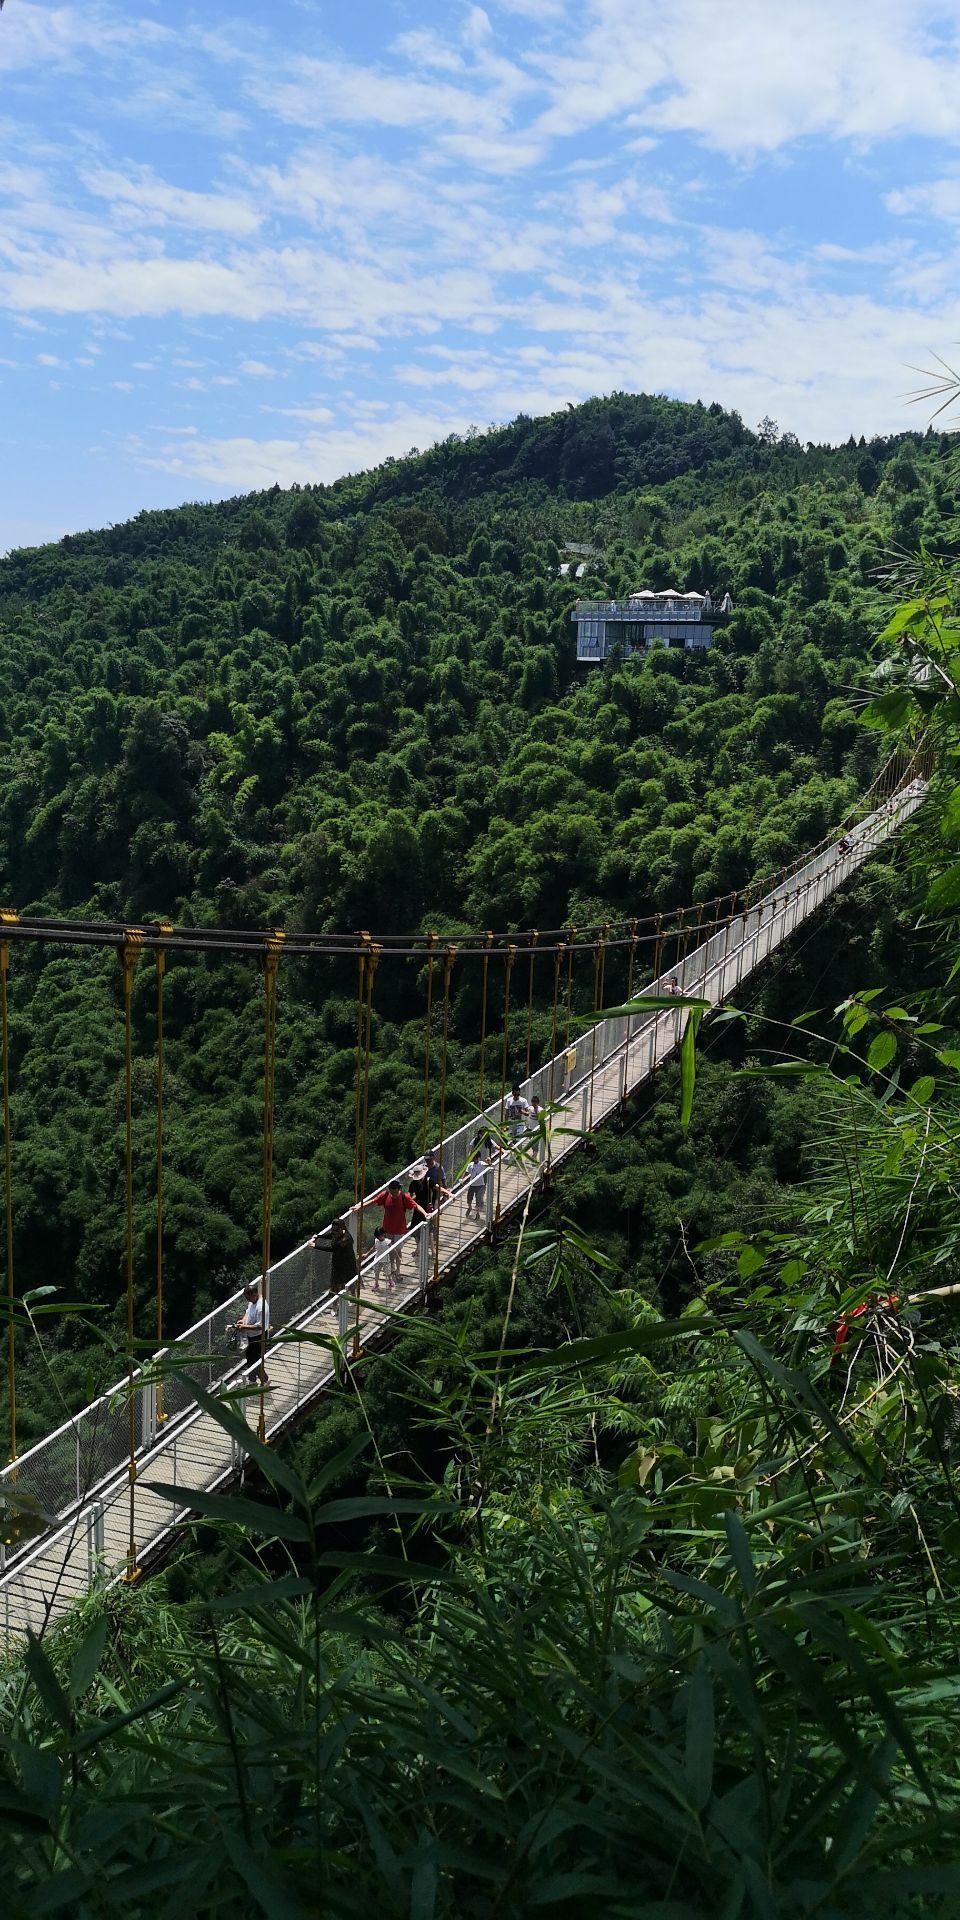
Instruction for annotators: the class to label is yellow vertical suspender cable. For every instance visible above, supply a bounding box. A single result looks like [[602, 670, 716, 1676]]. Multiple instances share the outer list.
[[351, 943, 368, 1344], [523, 930, 539, 1083], [563, 929, 576, 1050], [258, 936, 282, 1445], [546, 940, 562, 1161], [673, 906, 686, 984], [421, 930, 437, 1154], [622, 916, 639, 1111], [494, 945, 515, 1226], [154, 929, 171, 1424], [650, 913, 665, 1084], [626, 917, 639, 1006], [433, 945, 455, 1285], [0, 935, 15, 1465], [352, 938, 370, 1206], [588, 923, 608, 1132], [121, 933, 142, 1581], [478, 930, 493, 1117], [354, 938, 378, 1357]]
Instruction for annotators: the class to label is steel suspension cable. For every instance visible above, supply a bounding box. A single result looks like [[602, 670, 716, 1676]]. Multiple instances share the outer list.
[[120, 933, 142, 1581], [1, 938, 15, 1465]]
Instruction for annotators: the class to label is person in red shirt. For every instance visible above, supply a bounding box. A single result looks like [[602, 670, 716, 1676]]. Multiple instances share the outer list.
[[372, 1179, 429, 1281]]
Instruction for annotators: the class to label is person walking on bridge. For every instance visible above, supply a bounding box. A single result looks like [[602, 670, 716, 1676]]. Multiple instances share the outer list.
[[373, 1178, 429, 1281], [505, 1083, 534, 1146], [423, 1148, 453, 1250], [407, 1161, 432, 1266], [465, 1148, 489, 1220], [235, 1280, 269, 1386], [330, 1216, 358, 1293]]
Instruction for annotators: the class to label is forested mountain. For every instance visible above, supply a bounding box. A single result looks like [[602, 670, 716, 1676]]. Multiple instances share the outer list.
[[0, 393, 950, 1439], [3, 392, 953, 931]]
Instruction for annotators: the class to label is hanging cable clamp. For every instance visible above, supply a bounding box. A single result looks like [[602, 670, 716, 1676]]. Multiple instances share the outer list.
[[262, 931, 285, 979], [121, 932, 143, 995], [154, 921, 173, 979]]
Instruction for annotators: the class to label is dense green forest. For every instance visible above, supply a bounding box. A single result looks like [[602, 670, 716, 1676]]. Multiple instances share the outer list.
[[5, 395, 960, 1912], [0, 392, 951, 1440]]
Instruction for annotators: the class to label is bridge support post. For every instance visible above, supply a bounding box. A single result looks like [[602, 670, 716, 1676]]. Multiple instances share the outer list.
[[484, 1164, 495, 1238], [87, 1501, 105, 1582], [141, 1380, 157, 1452], [580, 1082, 590, 1135], [618, 1052, 628, 1106], [337, 1284, 352, 1351], [418, 1221, 432, 1299]]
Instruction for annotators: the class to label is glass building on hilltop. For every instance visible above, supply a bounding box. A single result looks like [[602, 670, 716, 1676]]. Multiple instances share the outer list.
[[573, 588, 733, 662]]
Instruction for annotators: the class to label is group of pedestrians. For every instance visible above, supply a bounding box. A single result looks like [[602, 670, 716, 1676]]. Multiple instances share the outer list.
[[234, 1082, 551, 1379]]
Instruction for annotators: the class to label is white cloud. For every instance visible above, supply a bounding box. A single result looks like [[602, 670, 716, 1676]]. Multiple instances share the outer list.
[[887, 174, 960, 224], [83, 166, 261, 237], [0, 1, 168, 74], [249, 57, 506, 136], [239, 359, 276, 378]]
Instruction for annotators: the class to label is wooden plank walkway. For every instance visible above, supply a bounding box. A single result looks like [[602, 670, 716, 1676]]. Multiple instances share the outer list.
[[0, 779, 928, 1643]]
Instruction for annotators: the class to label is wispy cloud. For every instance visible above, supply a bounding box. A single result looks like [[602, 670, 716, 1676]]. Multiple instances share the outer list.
[[83, 166, 261, 236]]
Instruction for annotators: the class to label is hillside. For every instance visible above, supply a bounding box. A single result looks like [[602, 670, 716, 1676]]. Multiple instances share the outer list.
[[0, 393, 947, 1438]]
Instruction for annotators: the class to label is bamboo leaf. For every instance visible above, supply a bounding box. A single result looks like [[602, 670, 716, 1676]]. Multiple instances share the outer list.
[[25, 1632, 72, 1734], [144, 1482, 312, 1542], [680, 1006, 703, 1131], [68, 1614, 107, 1702], [684, 1660, 715, 1811]]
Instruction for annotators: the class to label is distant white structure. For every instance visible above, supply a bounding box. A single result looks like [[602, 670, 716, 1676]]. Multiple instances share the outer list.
[[573, 588, 733, 661]]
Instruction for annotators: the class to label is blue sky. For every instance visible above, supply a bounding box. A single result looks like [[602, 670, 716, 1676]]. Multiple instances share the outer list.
[[3, 0, 960, 549]]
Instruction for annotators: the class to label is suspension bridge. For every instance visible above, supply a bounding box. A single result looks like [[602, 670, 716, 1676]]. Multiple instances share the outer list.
[[0, 753, 930, 1643]]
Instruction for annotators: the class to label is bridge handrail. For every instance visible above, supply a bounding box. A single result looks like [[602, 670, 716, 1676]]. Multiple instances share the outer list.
[[0, 775, 927, 1561]]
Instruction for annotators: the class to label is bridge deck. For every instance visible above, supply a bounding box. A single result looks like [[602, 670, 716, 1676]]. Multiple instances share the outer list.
[[0, 780, 927, 1642]]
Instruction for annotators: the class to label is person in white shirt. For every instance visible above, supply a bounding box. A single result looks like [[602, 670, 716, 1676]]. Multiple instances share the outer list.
[[372, 1227, 393, 1292], [235, 1280, 269, 1384], [504, 1083, 534, 1144], [529, 1094, 546, 1163], [465, 1151, 488, 1219]]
